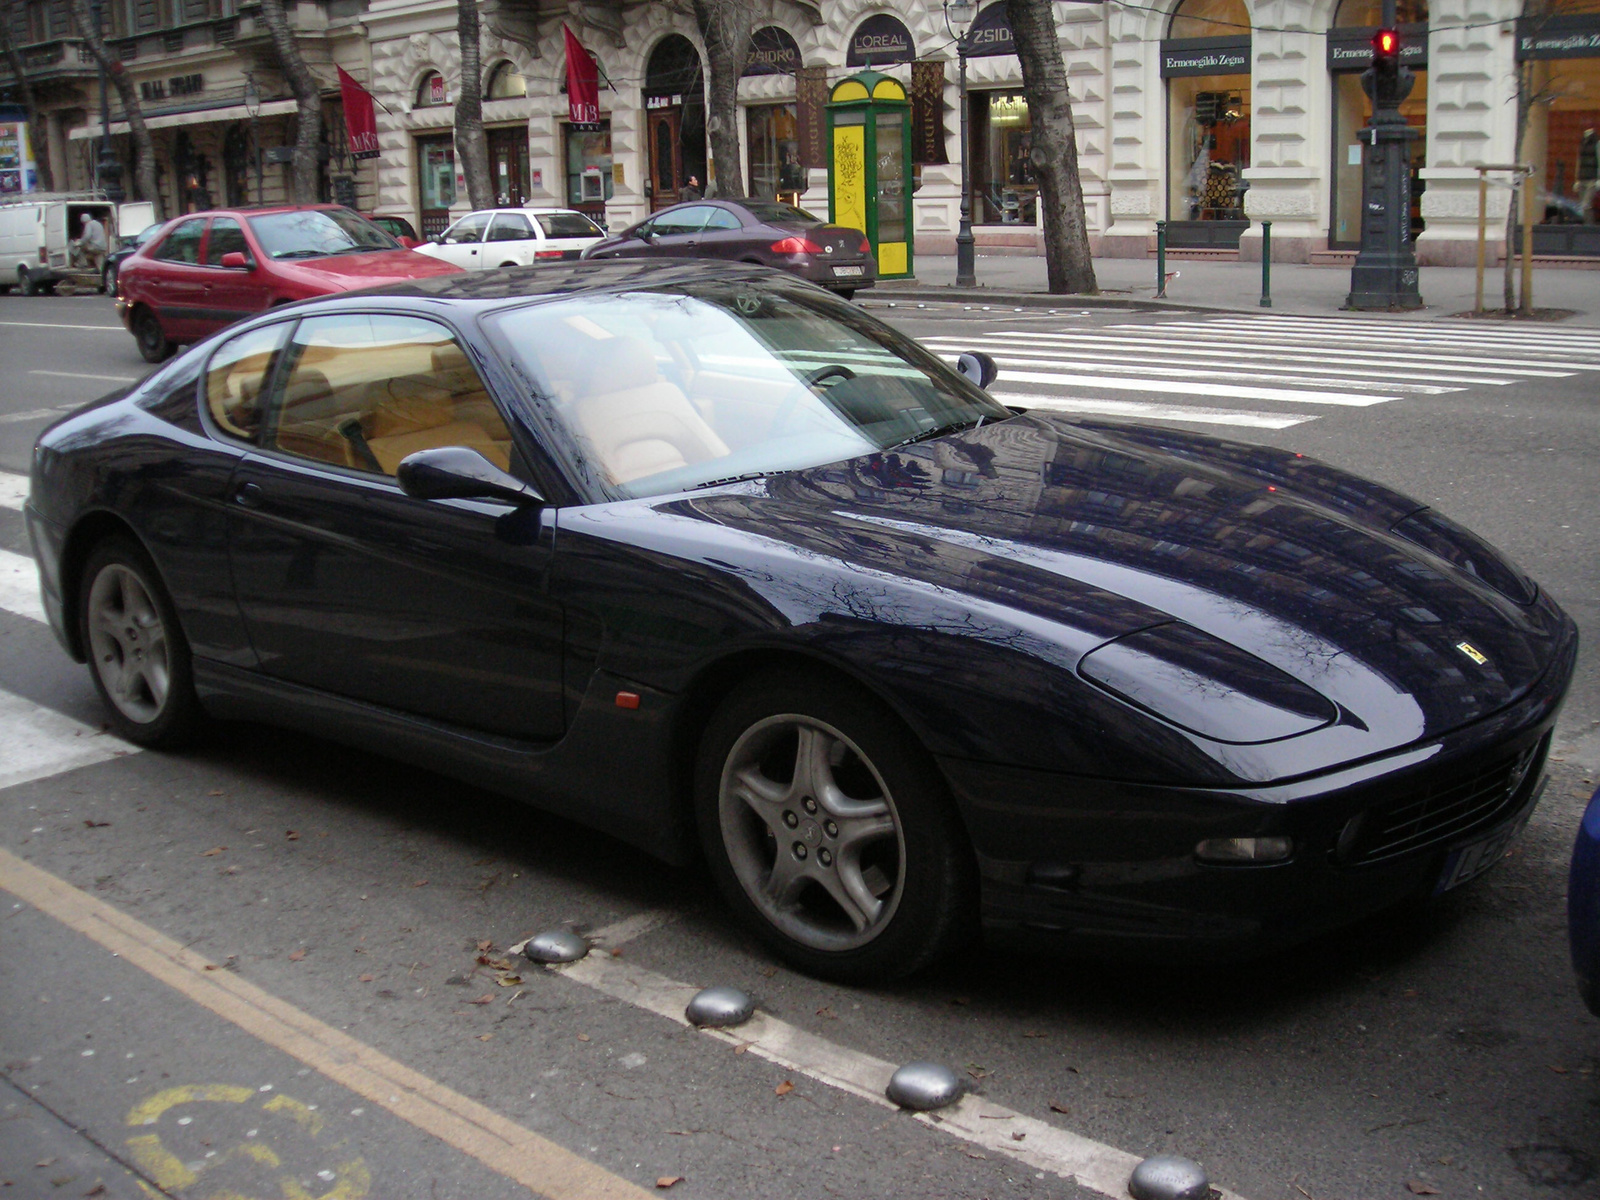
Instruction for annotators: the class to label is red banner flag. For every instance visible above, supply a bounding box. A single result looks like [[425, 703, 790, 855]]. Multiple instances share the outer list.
[[564, 25, 602, 131], [336, 66, 380, 160]]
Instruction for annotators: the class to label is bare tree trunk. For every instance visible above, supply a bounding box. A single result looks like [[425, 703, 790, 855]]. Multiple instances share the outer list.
[[1005, 0, 1096, 293], [1, 4, 55, 190], [257, 0, 321, 202], [70, 0, 158, 212], [1504, 67, 1529, 313], [690, 0, 751, 198], [454, 0, 491, 210]]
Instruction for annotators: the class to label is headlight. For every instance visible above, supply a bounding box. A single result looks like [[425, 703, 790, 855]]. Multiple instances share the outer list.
[[1078, 622, 1337, 744]]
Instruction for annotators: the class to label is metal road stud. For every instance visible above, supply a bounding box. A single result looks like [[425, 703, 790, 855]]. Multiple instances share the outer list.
[[684, 986, 756, 1029], [885, 1061, 963, 1111], [523, 930, 590, 964], [1128, 1154, 1212, 1200]]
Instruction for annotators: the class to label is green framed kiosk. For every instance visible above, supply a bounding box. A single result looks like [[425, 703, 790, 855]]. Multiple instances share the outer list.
[[826, 70, 914, 280]]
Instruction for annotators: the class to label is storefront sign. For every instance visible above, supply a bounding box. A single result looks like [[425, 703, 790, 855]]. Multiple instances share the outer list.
[[910, 60, 949, 165], [1160, 36, 1251, 77], [0, 118, 37, 194], [744, 26, 802, 76], [140, 73, 204, 102], [1516, 14, 1600, 59], [1327, 25, 1427, 70], [968, 4, 1016, 58], [564, 25, 602, 131], [336, 66, 380, 160], [847, 14, 915, 66], [796, 65, 828, 167]]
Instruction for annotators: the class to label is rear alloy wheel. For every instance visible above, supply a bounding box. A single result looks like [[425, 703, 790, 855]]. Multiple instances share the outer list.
[[78, 537, 201, 748], [696, 673, 975, 983], [134, 309, 174, 363]]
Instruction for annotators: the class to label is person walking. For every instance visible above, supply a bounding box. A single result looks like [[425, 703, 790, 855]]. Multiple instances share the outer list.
[[679, 175, 703, 201]]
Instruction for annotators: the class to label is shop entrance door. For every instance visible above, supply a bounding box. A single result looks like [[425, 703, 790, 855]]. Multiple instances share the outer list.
[[487, 127, 529, 207], [648, 108, 683, 210], [416, 135, 457, 238]]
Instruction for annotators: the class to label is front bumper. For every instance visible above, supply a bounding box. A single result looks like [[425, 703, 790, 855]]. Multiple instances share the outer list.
[[941, 637, 1575, 961]]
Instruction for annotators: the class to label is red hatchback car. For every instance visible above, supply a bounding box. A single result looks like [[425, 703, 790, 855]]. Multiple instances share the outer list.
[[116, 205, 464, 362]]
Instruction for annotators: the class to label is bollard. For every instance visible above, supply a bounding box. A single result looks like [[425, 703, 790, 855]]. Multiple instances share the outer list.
[[1155, 221, 1168, 298], [1260, 220, 1272, 308]]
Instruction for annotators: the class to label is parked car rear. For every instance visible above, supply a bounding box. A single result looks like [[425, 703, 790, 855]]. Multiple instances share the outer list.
[[412, 207, 606, 270], [116, 204, 463, 362], [582, 199, 876, 298]]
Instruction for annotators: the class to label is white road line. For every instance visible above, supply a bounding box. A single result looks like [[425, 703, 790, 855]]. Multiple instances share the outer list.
[[0, 688, 133, 793], [28, 369, 138, 384], [0, 471, 26, 511], [928, 348, 1462, 395], [1005, 331, 1582, 375], [993, 368, 1390, 407], [993, 393, 1315, 429], [1172, 317, 1600, 347], [0, 548, 45, 623], [1103, 324, 1600, 368], [929, 335, 1522, 386], [0, 408, 61, 425], [542, 946, 1248, 1200], [0, 321, 124, 331]]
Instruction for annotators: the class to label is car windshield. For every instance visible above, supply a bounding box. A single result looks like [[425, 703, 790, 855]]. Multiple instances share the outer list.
[[739, 201, 820, 225], [486, 279, 1009, 500], [133, 224, 160, 245], [247, 209, 398, 260], [537, 212, 604, 238]]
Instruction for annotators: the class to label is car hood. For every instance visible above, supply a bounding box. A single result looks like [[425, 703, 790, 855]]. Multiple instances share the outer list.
[[277, 249, 464, 286], [668, 413, 1568, 762]]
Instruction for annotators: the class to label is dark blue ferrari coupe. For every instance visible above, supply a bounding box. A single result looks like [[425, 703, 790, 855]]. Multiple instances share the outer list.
[[24, 262, 1577, 982]]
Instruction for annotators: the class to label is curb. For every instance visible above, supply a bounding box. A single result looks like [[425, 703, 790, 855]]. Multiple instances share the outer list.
[[866, 283, 1220, 314]]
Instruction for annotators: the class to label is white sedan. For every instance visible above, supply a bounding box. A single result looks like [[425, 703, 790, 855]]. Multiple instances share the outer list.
[[414, 208, 606, 270]]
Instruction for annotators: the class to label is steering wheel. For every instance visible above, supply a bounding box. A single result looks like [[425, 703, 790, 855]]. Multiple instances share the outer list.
[[768, 364, 858, 438]]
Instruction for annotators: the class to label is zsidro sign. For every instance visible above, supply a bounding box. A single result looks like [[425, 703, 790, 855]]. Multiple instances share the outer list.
[[1516, 14, 1600, 59], [1160, 36, 1251, 77], [1327, 24, 1427, 69]]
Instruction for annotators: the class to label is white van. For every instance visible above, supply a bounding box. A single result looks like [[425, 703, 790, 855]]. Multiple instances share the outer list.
[[0, 194, 155, 295]]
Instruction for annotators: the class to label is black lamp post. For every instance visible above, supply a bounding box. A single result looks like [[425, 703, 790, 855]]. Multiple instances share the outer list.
[[1345, 0, 1422, 309], [90, 0, 123, 203], [945, 0, 977, 287], [244, 72, 263, 204]]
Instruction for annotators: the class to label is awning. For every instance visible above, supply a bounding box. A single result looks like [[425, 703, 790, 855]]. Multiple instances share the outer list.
[[68, 98, 300, 141]]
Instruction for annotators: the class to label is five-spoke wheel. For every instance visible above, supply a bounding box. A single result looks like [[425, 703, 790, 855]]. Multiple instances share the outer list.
[[697, 672, 975, 982]]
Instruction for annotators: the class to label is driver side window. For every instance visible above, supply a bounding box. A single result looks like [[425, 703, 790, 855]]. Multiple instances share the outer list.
[[443, 214, 490, 244]]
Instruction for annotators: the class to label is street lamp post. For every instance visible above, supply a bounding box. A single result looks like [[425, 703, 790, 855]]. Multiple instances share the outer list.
[[244, 72, 263, 204], [945, 0, 977, 288], [90, 0, 123, 203]]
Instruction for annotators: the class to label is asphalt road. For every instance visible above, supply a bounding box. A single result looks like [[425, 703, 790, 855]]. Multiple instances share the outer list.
[[1, 290, 1596, 1200]]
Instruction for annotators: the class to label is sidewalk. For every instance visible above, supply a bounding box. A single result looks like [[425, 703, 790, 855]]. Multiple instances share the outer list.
[[879, 254, 1600, 326]]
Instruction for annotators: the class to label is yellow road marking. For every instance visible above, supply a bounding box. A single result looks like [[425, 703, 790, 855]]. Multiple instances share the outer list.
[[0, 847, 654, 1200]]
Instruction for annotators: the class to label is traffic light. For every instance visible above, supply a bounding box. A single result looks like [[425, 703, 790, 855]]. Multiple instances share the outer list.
[[1365, 27, 1410, 106]]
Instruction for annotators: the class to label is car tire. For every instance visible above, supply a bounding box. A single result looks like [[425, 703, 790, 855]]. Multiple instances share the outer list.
[[77, 535, 202, 749], [133, 309, 174, 363], [101, 265, 114, 295], [694, 670, 976, 983], [19, 266, 38, 296]]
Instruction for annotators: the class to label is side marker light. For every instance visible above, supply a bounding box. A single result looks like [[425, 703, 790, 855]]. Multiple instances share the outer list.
[[615, 691, 641, 709]]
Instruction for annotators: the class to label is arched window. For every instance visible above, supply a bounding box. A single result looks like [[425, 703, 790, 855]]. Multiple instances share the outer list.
[[1332, 0, 1426, 25], [416, 71, 448, 107], [485, 61, 526, 100], [1167, 0, 1249, 40]]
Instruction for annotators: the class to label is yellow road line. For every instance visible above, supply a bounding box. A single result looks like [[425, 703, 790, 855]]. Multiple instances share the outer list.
[[0, 846, 655, 1200]]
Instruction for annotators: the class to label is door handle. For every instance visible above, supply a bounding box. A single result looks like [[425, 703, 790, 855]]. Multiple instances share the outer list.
[[233, 481, 263, 508]]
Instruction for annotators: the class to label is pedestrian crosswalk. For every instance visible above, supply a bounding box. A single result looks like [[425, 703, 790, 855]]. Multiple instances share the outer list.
[[922, 313, 1600, 431]]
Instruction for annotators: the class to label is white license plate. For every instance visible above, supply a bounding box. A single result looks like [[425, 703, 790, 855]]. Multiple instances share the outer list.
[[832, 265, 864, 278], [1434, 782, 1543, 893]]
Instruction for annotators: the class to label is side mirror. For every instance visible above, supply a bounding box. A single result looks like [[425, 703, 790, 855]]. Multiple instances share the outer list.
[[220, 251, 252, 270], [635, 227, 653, 241], [956, 351, 998, 390], [397, 446, 544, 507]]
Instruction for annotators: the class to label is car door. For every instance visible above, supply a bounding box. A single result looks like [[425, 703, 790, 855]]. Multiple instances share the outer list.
[[141, 218, 209, 340], [198, 216, 262, 331], [693, 205, 751, 260], [431, 212, 492, 270], [484, 212, 539, 266], [646, 205, 714, 255], [224, 309, 565, 741]]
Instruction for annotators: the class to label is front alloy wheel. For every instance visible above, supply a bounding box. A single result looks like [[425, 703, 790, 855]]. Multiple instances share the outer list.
[[697, 673, 975, 983], [134, 309, 173, 363]]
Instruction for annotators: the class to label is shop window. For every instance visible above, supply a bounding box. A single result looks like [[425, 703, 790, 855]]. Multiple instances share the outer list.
[[485, 61, 526, 100], [1169, 82, 1250, 221], [565, 121, 613, 215], [416, 72, 448, 109], [416, 136, 456, 237], [747, 103, 801, 201], [1168, 0, 1249, 40], [969, 91, 1036, 225], [1528, 50, 1600, 252]]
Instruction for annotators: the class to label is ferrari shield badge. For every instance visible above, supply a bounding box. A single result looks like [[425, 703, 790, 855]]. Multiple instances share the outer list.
[[1456, 641, 1489, 666]]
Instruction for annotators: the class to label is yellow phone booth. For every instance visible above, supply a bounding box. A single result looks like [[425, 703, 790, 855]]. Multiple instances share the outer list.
[[827, 70, 913, 280]]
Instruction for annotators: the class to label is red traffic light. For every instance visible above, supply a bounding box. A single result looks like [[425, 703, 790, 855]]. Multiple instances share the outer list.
[[1373, 27, 1400, 56]]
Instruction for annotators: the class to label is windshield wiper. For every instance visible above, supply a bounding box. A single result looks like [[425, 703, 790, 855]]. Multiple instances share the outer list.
[[885, 418, 983, 451], [272, 249, 328, 259], [689, 470, 777, 491]]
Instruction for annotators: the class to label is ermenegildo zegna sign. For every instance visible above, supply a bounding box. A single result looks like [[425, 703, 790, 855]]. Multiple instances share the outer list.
[[1327, 24, 1428, 69], [1516, 14, 1600, 59], [1160, 36, 1251, 78]]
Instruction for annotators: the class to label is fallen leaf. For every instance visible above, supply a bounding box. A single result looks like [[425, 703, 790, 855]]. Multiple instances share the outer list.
[[759, 966, 778, 978], [966, 1065, 991, 1080], [1549, 1064, 1569, 1074], [83, 820, 110, 828], [815, 1006, 836, 1019], [411, 880, 428, 888], [207, 790, 224, 797], [476, 1033, 493, 1042], [495, 974, 523, 986], [1049, 1102, 1070, 1115], [1405, 1184, 1441, 1196], [34, 1159, 56, 1168], [576, 1033, 591, 1042], [85, 1186, 108, 1197], [610, 948, 622, 957], [285, 831, 300, 841], [221, 865, 239, 875], [1011, 1132, 1027, 1142], [201, 847, 225, 857], [732, 1044, 749, 1055], [468, 994, 494, 1005], [965, 1151, 987, 1160], [358, 974, 375, 983], [477, 939, 494, 953], [288, 950, 306, 962], [655, 1177, 683, 1190], [775, 1080, 794, 1096]]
